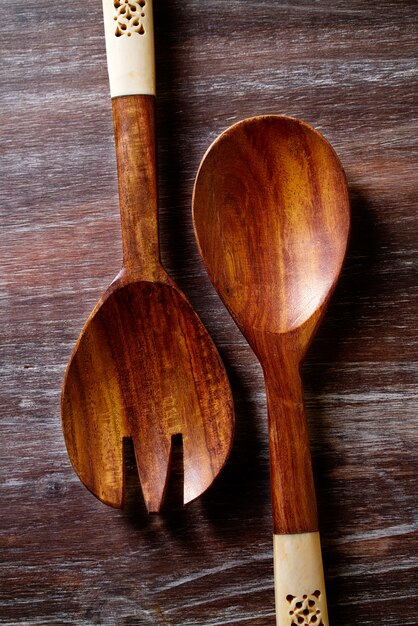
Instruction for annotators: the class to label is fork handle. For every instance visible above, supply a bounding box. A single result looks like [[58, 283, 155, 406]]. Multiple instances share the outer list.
[[102, 0, 161, 278], [102, 0, 155, 98]]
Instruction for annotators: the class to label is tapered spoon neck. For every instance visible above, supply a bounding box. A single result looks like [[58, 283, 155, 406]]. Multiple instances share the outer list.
[[112, 95, 163, 280], [262, 347, 301, 395], [251, 330, 303, 385]]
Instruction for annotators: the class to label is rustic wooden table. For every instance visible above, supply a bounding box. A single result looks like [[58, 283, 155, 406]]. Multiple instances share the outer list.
[[1, 1, 417, 624]]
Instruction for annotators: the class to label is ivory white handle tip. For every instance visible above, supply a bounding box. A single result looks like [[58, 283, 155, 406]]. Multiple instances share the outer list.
[[274, 532, 329, 626], [102, 0, 156, 98]]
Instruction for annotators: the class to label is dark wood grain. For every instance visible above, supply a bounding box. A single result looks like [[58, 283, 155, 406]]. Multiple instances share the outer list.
[[1, 0, 417, 625]]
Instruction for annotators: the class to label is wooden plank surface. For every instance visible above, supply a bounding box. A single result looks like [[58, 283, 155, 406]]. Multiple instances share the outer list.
[[1, 0, 417, 624]]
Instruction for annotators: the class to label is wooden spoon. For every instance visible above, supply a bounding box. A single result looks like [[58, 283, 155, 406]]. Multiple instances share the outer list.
[[61, 0, 233, 513], [193, 115, 349, 625]]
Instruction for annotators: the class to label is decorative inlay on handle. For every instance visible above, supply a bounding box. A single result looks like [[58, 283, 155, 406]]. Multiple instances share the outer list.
[[114, 0, 146, 37], [286, 590, 323, 625]]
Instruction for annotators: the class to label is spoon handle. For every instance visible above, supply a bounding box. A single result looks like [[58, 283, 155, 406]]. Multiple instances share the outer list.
[[263, 353, 329, 625]]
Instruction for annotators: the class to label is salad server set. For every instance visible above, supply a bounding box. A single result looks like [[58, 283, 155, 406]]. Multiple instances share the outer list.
[[61, 2, 350, 623]]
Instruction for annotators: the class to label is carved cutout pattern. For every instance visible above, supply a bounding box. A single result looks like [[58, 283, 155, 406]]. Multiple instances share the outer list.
[[286, 590, 324, 625], [114, 0, 146, 37]]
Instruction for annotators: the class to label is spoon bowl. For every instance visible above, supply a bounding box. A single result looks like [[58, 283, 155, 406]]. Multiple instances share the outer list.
[[193, 115, 349, 348]]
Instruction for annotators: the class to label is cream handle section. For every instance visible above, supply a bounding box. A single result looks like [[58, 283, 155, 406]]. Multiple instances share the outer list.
[[102, 0, 155, 98], [274, 532, 329, 626]]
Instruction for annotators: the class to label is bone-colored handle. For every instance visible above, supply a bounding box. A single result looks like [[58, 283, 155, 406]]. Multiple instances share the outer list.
[[274, 532, 329, 626], [102, 0, 155, 97]]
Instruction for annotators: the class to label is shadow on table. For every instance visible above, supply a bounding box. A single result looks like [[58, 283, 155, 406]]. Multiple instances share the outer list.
[[304, 184, 388, 623]]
